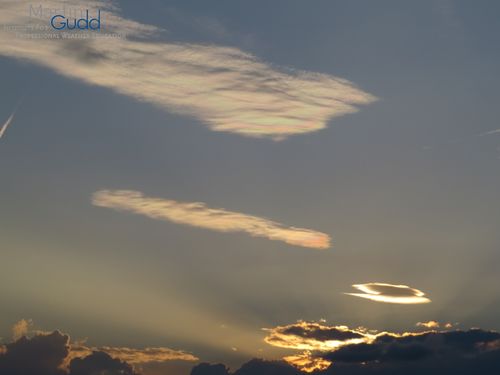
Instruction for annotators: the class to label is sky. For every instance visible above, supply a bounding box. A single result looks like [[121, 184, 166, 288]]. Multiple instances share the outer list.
[[1, 1, 500, 374]]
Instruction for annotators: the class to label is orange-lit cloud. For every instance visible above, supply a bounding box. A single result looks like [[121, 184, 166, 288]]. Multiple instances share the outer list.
[[263, 321, 459, 372], [0, 0, 376, 140], [416, 320, 440, 329], [264, 321, 373, 352], [92, 190, 331, 249], [283, 352, 331, 373], [345, 282, 431, 304], [11, 319, 33, 341], [6, 320, 197, 369], [416, 321, 455, 329], [69, 344, 198, 364]]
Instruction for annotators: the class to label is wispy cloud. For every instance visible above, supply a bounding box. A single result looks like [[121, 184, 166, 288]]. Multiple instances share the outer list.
[[69, 344, 198, 364], [0, 0, 376, 140], [0, 111, 15, 140], [479, 128, 500, 136], [92, 190, 331, 249], [345, 283, 431, 304]]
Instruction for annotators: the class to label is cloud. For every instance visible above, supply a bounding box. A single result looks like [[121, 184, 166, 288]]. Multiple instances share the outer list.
[[415, 320, 439, 329], [69, 344, 198, 364], [0, 331, 69, 375], [345, 283, 431, 304], [232, 359, 301, 375], [415, 321, 455, 329], [321, 329, 500, 370], [264, 322, 369, 352], [0, 0, 376, 140], [199, 322, 500, 375], [282, 352, 331, 373], [11, 318, 33, 340], [0, 111, 15, 140], [92, 190, 331, 249], [264, 321, 476, 371], [479, 128, 500, 136], [69, 351, 138, 375], [0, 322, 197, 375], [191, 363, 230, 375]]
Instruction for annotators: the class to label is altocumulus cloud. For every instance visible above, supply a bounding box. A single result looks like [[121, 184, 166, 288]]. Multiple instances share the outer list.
[[92, 190, 331, 249], [0, 0, 376, 140], [344, 282, 431, 304]]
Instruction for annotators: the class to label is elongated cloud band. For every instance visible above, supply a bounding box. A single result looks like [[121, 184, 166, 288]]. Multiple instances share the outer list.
[[92, 190, 331, 249], [345, 283, 431, 304], [69, 344, 198, 364], [0, 111, 15, 139], [479, 128, 500, 136], [0, 0, 376, 139]]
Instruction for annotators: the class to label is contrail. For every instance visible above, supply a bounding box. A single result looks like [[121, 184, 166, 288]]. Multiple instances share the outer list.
[[479, 128, 500, 136], [0, 111, 15, 139]]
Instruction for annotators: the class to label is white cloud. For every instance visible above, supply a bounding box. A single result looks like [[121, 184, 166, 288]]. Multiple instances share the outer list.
[[0, 111, 15, 139], [345, 283, 431, 304], [479, 128, 500, 136], [0, 0, 376, 140], [92, 190, 331, 249]]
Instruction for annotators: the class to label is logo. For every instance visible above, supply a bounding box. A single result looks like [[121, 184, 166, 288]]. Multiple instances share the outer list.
[[50, 9, 101, 31]]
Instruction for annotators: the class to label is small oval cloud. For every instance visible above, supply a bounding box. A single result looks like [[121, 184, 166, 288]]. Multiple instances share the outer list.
[[345, 283, 431, 304]]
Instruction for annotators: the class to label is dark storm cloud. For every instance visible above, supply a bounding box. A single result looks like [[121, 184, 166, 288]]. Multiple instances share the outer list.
[[0, 331, 69, 375], [191, 363, 230, 375], [281, 324, 364, 342], [192, 329, 500, 375], [0, 326, 197, 375], [69, 351, 138, 375], [0, 332, 138, 375]]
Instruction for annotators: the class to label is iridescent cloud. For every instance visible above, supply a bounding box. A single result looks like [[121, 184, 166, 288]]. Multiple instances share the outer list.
[[0, 0, 376, 139], [345, 282, 431, 304], [92, 190, 331, 249]]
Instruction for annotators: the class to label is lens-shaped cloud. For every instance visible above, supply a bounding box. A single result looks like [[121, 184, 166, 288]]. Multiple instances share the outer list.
[[0, 0, 376, 140], [345, 283, 431, 304], [92, 190, 331, 249]]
